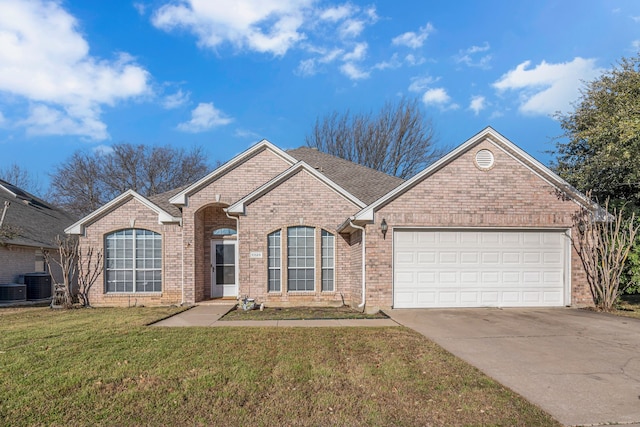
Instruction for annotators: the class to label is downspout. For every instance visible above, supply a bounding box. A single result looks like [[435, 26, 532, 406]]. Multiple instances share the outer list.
[[349, 220, 366, 309], [180, 222, 185, 305], [224, 208, 240, 298]]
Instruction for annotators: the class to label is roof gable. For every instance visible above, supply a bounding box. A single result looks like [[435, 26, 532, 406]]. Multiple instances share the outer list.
[[65, 190, 181, 235], [352, 127, 591, 223], [227, 161, 366, 215], [169, 140, 297, 206]]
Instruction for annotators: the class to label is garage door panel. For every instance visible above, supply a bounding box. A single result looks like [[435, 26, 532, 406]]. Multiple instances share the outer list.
[[394, 230, 567, 308]]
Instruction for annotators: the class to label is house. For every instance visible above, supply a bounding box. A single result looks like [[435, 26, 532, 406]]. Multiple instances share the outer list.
[[66, 127, 593, 311], [0, 179, 76, 284]]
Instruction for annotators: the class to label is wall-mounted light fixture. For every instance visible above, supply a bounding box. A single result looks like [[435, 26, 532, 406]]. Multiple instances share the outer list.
[[380, 218, 388, 239]]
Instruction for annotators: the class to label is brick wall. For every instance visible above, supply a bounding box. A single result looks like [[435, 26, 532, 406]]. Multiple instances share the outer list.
[[79, 197, 183, 307], [181, 148, 292, 303], [237, 169, 360, 306], [364, 138, 590, 311]]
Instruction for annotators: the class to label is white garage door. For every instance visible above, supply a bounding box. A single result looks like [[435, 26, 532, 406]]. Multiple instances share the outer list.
[[393, 230, 568, 308]]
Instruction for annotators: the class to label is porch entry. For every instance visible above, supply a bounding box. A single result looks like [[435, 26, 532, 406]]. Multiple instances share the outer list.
[[211, 240, 237, 298]]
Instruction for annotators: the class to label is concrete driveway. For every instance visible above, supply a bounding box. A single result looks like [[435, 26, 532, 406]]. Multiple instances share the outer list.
[[387, 308, 640, 427]]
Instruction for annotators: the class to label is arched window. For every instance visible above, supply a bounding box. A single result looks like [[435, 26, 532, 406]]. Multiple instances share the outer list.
[[212, 228, 237, 236], [105, 229, 161, 293]]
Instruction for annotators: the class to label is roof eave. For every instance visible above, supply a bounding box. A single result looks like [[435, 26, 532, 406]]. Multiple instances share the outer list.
[[65, 189, 180, 235]]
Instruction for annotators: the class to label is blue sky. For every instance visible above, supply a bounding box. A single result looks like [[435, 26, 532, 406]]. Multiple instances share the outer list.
[[1, 0, 639, 191]]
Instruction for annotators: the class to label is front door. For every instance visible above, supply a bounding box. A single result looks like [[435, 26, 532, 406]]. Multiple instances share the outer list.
[[211, 240, 237, 298]]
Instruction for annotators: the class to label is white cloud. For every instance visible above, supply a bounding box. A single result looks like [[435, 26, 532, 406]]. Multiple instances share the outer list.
[[0, 111, 5, 125], [422, 88, 459, 110], [93, 144, 114, 155], [340, 63, 369, 80], [133, 2, 146, 15], [0, 0, 150, 140], [404, 54, 425, 66], [320, 5, 355, 22], [177, 102, 233, 133], [339, 19, 365, 38], [234, 128, 261, 139], [152, 0, 313, 56], [162, 89, 190, 109], [493, 57, 602, 115], [374, 53, 401, 70], [342, 42, 367, 61], [454, 42, 492, 69], [632, 40, 640, 50], [469, 95, 486, 115], [408, 75, 438, 93], [632, 15, 640, 22], [392, 23, 434, 49]]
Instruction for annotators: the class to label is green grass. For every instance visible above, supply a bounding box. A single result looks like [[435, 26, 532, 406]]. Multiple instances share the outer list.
[[0, 307, 559, 426], [612, 294, 640, 319], [221, 305, 388, 321]]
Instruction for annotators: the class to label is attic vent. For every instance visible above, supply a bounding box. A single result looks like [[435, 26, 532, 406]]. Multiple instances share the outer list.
[[475, 149, 495, 170]]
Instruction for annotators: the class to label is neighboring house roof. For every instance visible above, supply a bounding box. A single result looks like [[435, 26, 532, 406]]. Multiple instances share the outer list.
[[349, 126, 592, 224], [66, 189, 182, 235], [0, 179, 76, 248], [227, 161, 367, 215], [287, 147, 405, 205]]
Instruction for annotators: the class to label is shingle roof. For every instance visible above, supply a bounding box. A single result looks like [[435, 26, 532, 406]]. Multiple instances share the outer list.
[[0, 180, 76, 248], [147, 185, 187, 218], [286, 147, 405, 204]]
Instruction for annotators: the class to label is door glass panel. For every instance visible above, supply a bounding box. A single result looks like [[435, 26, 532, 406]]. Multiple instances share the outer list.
[[216, 266, 236, 285], [216, 244, 235, 264]]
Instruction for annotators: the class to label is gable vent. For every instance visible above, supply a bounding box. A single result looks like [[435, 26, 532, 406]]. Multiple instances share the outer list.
[[475, 149, 495, 170]]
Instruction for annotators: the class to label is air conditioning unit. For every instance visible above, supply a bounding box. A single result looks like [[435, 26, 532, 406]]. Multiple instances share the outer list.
[[0, 284, 27, 302], [23, 273, 52, 300]]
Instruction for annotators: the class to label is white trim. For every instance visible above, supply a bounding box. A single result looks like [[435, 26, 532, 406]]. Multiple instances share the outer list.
[[353, 127, 593, 222], [65, 190, 181, 235], [169, 140, 298, 206], [227, 161, 366, 215]]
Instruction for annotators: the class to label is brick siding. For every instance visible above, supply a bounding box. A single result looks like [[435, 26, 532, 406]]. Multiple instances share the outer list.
[[364, 138, 590, 312]]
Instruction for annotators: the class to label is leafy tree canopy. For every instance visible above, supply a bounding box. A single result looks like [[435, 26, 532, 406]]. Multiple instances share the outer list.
[[553, 54, 640, 211]]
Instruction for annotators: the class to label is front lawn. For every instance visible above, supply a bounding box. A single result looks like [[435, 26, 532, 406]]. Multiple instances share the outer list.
[[0, 307, 558, 426]]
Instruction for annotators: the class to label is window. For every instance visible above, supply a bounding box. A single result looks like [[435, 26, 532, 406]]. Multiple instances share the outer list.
[[35, 250, 46, 272], [267, 230, 281, 292], [321, 230, 334, 292], [213, 228, 237, 236], [287, 226, 314, 291], [105, 229, 161, 293]]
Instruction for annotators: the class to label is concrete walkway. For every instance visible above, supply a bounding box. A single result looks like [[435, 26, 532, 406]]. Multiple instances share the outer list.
[[151, 304, 400, 327], [387, 307, 640, 427]]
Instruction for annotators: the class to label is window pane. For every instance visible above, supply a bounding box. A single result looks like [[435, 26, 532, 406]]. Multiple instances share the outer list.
[[321, 230, 334, 292], [268, 230, 281, 292], [105, 229, 161, 293], [287, 227, 315, 292]]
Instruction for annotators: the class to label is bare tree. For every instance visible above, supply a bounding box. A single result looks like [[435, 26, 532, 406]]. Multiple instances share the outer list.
[[573, 196, 639, 311], [48, 152, 106, 217], [44, 236, 78, 309], [0, 163, 42, 196], [49, 144, 210, 217], [306, 97, 443, 179], [77, 246, 103, 308]]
